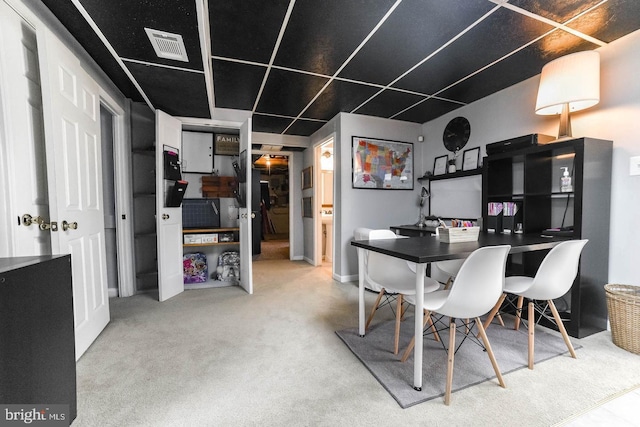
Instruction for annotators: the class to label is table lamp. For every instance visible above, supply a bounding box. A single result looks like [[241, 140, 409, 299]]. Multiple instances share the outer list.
[[535, 51, 600, 140]]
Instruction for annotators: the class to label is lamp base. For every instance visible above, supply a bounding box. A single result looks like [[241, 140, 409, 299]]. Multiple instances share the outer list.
[[556, 103, 573, 140]]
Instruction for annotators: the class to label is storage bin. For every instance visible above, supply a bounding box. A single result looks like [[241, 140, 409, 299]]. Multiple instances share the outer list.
[[183, 252, 208, 284], [438, 226, 480, 243], [605, 284, 640, 354]]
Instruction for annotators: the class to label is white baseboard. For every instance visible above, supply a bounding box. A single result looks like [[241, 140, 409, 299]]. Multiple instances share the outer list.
[[291, 255, 304, 261], [336, 273, 358, 283], [108, 288, 119, 298]]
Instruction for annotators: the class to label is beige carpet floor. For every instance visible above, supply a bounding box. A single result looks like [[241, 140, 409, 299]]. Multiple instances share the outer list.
[[73, 259, 640, 426], [256, 239, 289, 261]]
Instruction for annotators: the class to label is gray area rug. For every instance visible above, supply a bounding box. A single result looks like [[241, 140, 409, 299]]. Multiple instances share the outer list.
[[336, 316, 581, 408]]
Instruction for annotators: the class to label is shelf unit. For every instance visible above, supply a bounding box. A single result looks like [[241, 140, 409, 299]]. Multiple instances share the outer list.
[[182, 227, 240, 289], [417, 168, 482, 216], [130, 102, 158, 292], [482, 137, 612, 338]]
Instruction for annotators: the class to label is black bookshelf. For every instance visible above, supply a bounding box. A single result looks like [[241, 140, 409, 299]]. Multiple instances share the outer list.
[[482, 137, 613, 338]]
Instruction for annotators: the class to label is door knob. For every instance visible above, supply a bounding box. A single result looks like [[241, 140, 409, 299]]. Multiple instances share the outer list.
[[22, 214, 44, 226], [162, 214, 170, 220], [62, 220, 78, 231], [250, 212, 256, 219]]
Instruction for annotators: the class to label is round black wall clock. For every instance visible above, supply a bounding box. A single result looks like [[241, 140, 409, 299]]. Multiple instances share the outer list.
[[443, 116, 470, 153]]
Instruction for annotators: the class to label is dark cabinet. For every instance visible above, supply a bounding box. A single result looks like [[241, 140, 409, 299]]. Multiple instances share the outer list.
[[482, 137, 613, 338], [0, 255, 76, 422]]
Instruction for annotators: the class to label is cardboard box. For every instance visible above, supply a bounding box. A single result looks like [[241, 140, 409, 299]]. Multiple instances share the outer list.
[[184, 233, 218, 245]]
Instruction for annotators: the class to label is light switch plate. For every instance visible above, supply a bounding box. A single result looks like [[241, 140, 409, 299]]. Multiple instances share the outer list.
[[631, 156, 640, 176]]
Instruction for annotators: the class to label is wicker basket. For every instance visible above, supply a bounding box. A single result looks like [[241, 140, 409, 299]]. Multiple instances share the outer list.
[[605, 284, 640, 354]]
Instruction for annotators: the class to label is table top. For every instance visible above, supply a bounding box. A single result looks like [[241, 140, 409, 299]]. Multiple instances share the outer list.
[[0, 255, 70, 273], [351, 232, 568, 263]]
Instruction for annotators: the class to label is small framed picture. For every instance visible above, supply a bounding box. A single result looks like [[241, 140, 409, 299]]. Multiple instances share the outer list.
[[302, 197, 313, 218], [302, 166, 313, 189], [433, 155, 448, 176], [462, 147, 480, 171]]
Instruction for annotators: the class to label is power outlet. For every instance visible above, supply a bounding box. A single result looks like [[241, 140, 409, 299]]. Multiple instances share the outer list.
[[631, 156, 640, 176]]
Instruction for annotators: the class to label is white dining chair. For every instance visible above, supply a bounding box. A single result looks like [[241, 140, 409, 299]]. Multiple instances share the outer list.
[[430, 259, 464, 289], [401, 245, 511, 405], [483, 239, 588, 369], [354, 228, 441, 354]]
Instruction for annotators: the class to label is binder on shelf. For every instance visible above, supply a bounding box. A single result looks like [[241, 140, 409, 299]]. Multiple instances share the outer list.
[[164, 149, 182, 181], [166, 180, 188, 207], [486, 202, 503, 233], [501, 202, 521, 234]]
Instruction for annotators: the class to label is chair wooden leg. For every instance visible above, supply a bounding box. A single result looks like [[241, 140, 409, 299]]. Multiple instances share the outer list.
[[443, 277, 453, 290], [399, 299, 409, 321], [496, 313, 505, 327], [400, 310, 433, 362], [444, 317, 456, 406], [483, 293, 507, 330], [475, 317, 506, 388], [427, 313, 440, 342], [528, 301, 535, 369], [514, 296, 524, 331], [394, 294, 403, 354], [548, 299, 577, 359], [365, 289, 385, 330]]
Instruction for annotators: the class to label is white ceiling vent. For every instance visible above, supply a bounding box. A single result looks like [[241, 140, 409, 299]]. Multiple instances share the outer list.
[[144, 28, 189, 62]]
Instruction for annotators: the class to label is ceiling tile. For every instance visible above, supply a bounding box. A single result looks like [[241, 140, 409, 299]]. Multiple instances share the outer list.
[[256, 69, 329, 118], [40, 0, 143, 101], [78, 0, 203, 70], [284, 119, 326, 136], [252, 114, 293, 134], [338, 0, 495, 86], [274, 0, 397, 76], [509, 0, 603, 23], [353, 89, 426, 120], [566, 0, 640, 43], [393, 7, 554, 95], [439, 29, 599, 105], [209, 1, 290, 64], [126, 62, 210, 118], [302, 79, 381, 120], [393, 98, 462, 123], [212, 59, 266, 111]]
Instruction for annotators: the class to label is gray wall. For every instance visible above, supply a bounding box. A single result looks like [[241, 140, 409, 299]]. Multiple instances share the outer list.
[[309, 113, 424, 281], [421, 30, 640, 286]]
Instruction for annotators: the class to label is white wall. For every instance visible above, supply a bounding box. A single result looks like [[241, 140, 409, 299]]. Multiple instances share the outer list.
[[422, 29, 640, 286]]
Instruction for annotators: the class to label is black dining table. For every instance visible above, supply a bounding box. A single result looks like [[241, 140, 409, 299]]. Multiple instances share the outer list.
[[351, 231, 568, 391]]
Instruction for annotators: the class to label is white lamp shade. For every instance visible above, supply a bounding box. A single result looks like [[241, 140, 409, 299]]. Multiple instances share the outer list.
[[535, 51, 600, 115]]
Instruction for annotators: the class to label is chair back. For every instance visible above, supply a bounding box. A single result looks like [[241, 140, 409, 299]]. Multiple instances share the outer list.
[[356, 229, 415, 289], [442, 245, 511, 318], [528, 239, 588, 300], [354, 227, 373, 241]]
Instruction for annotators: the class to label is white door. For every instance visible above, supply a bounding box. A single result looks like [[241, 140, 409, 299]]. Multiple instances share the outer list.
[[156, 110, 184, 301], [238, 118, 253, 294], [0, 1, 50, 257], [38, 28, 109, 359]]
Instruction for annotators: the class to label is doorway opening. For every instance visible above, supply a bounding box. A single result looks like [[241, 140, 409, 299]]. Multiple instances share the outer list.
[[100, 104, 118, 295], [253, 151, 290, 261], [314, 137, 334, 273]]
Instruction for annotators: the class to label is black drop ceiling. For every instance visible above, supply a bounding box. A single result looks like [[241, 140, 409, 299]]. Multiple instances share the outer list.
[[39, 0, 640, 137]]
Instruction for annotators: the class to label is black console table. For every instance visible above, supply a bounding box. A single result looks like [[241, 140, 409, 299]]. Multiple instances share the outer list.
[[0, 255, 77, 422]]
